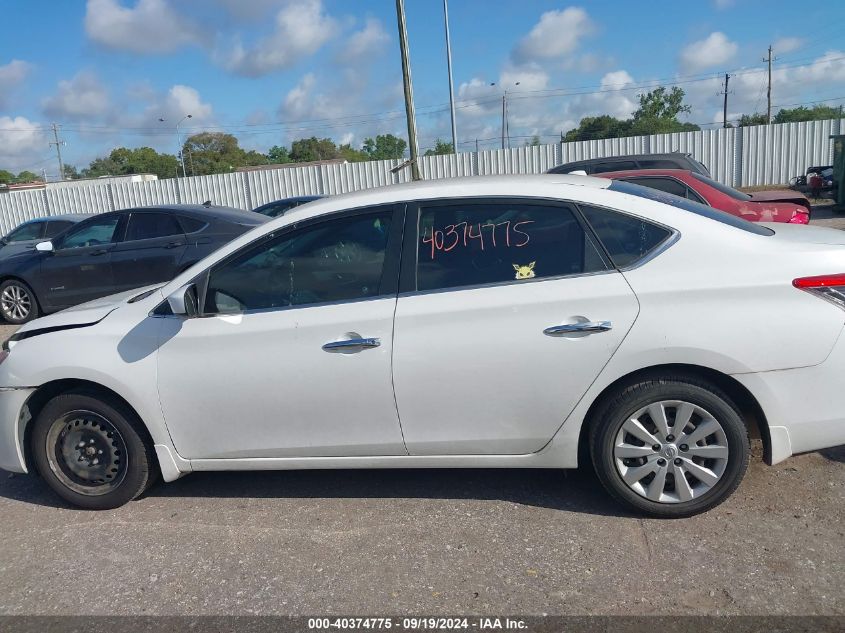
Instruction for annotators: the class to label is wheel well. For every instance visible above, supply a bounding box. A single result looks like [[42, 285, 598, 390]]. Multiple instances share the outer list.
[[578, 363, 772, 466], [21, 379, 159, 475]]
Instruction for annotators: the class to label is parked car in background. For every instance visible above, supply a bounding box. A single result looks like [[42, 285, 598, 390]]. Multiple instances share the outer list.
[[0, 204, 266, 324], [547, 152, 711, 177], [0, 214, 91, 259], [253, 195, 323, 218], [4, 175, 845, 517], [595, 169, 811, 224]]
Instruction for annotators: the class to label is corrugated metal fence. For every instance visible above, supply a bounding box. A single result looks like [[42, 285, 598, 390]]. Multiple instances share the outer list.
[[1, 118, 842, 233]]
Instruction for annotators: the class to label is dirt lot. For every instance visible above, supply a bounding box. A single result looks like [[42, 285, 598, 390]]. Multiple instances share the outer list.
[[0, 209, 843, 616]]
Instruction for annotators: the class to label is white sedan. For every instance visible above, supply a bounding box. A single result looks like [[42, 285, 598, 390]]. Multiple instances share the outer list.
[[1, 175, 844, 517]]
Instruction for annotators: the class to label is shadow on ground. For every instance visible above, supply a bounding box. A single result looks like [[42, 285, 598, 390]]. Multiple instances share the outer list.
[[0, 466, 632, 517]]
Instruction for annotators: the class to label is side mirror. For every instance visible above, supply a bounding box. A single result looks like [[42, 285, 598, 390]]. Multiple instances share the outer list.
[[35, 240, 54, 253], [166, 283, 199, 318]]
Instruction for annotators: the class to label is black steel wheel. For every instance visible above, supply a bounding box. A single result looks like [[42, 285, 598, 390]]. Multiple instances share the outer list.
[[32, 392, 157, 509]]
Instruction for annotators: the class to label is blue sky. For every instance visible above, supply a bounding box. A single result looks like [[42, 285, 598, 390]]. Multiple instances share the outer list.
[[1, 0, 843, 176]]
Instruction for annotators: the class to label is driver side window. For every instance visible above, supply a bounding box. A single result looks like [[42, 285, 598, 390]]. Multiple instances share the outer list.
[[60, 215, 120, 250], [205, 211, 393, 314]]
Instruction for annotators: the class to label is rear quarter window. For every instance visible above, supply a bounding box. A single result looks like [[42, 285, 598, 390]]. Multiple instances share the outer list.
[[579, 205, 673, 268]]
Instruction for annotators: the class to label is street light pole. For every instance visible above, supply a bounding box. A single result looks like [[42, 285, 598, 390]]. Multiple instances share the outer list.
[[175, 114, 192, 178], [160, 114, 193, 178], [395, 0, 421, 181], [443, 0, 458, 154]]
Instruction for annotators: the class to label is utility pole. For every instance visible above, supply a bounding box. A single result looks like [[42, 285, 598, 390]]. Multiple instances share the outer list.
[[720, 73, 732, 128], [764, 45, 774, 123], [49, 123, 65, 181], [395, 0, 421, 181], [443, 0, 458, 154], [501, 94, 506, 149]]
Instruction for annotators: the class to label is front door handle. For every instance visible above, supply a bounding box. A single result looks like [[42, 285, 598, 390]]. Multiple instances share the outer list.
[[543, 321, 612, 336], [164, 240, 185, 249], [322, 337, 381, 352], [90, 248, 110, 256]]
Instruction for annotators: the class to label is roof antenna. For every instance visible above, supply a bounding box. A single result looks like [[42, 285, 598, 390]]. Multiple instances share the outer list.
[[202, 200, 212, 207]]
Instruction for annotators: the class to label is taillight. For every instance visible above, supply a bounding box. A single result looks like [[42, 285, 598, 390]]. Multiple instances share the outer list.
[[789, 210, 810, 224], [794, 274, 845, 310]]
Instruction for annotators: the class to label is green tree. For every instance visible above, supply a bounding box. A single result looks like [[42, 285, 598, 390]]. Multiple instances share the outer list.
[[63, 164, 80, 180], [181, 132, 266, 175], [628, 86, 699, 135], [563, 115, 632, 142], [15, 170, 42, 183], [737, 113, 769, 127], [0, 170, 14, 184], [423, 139, 454, 156], [525, 135, 542, 147], [289, 137, 340, 162], [363, 133, 407, 160], [267, 145, 292, 164], [773, 104, 843, 124], [338, 143, 368, 162], [82, 146, 180, 179]]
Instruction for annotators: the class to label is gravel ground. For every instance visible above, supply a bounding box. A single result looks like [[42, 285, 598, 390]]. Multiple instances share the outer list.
[[0, 207, 843, 616]]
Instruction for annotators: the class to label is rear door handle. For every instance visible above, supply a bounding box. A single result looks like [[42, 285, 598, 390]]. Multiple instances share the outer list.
[[322, 337, 381, 352], [90, 248, 110, 256], [164, 240, 185, 249], [543, 321, 612, 336]]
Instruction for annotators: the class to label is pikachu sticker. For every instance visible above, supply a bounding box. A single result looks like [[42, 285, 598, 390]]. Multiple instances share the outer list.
[[513, 262, 536, 280]]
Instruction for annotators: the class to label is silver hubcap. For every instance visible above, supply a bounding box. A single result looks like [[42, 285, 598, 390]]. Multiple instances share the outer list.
[[613, 400, 729, 504], [1, 284, 30, 321]]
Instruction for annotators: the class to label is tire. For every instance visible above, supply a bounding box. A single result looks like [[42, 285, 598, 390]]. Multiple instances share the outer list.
[[31, 391, 157, 510], [589, 375, 750, 518], [0, 279, 39, 324]]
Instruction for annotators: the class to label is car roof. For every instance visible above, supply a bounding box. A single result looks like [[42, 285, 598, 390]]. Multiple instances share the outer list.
[[592, 168, 695, 178], [124, 204, 267, 225], [261, 195, 323, 204], [559, 153, 692, 165], [17, 213, 92, 225], [274, 174, 611, 221]]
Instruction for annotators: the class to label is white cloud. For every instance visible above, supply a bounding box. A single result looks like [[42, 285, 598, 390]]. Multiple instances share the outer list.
[[344, 17, 390, 59], [773, 37, 803, 54], [679, 32, 738, 72], [0, 116, 50, 174], [0, 60, 32, 108], [222, 0, 338, 77], [158, 85, 214, 124], [42, 72, 113, 121], [512, 7, 594, 63], [84, 0, 200, 54]]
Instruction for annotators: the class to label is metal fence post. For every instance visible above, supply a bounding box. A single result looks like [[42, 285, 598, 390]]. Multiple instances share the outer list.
[[734, 125, 744, 189]]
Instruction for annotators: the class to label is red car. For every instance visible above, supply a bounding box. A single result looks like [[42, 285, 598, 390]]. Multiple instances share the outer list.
[[596, 169, 811, 224]]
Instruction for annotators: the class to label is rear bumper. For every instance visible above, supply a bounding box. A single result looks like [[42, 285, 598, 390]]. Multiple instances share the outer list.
[[0, 387, 35, 474], [733, 327, 845, 463]]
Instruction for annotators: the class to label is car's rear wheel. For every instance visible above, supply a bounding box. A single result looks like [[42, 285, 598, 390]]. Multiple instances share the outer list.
[[589, 376, 750, 518], [31, 392, 157, 510], [0, 279, 39, 324]]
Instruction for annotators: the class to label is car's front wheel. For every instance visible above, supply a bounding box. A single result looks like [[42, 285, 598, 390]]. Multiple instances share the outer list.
[[589, 376, 750, 518], [0, 279, 39, 324], [31, 391, 157, 510]]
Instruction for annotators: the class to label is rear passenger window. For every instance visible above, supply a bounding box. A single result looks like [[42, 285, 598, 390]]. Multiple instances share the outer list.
[[416, 203, 608, 292], [580, 206, 673, 268], [637, 159, 685, 169], [179, 216, 207, 233], [593, 161, 637, 173], [125, 213, 183, 241], [622, 177, 688, 198]]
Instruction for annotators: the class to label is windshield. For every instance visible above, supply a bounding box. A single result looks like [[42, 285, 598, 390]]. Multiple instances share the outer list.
[[691, 173, 752, 201], [608, 180, 774, 236]]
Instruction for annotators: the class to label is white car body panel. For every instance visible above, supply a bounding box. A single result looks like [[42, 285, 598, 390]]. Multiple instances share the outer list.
[[157, 298, 405, 459], [392, 271, 639, 454], [1, 175, 844, 483]]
